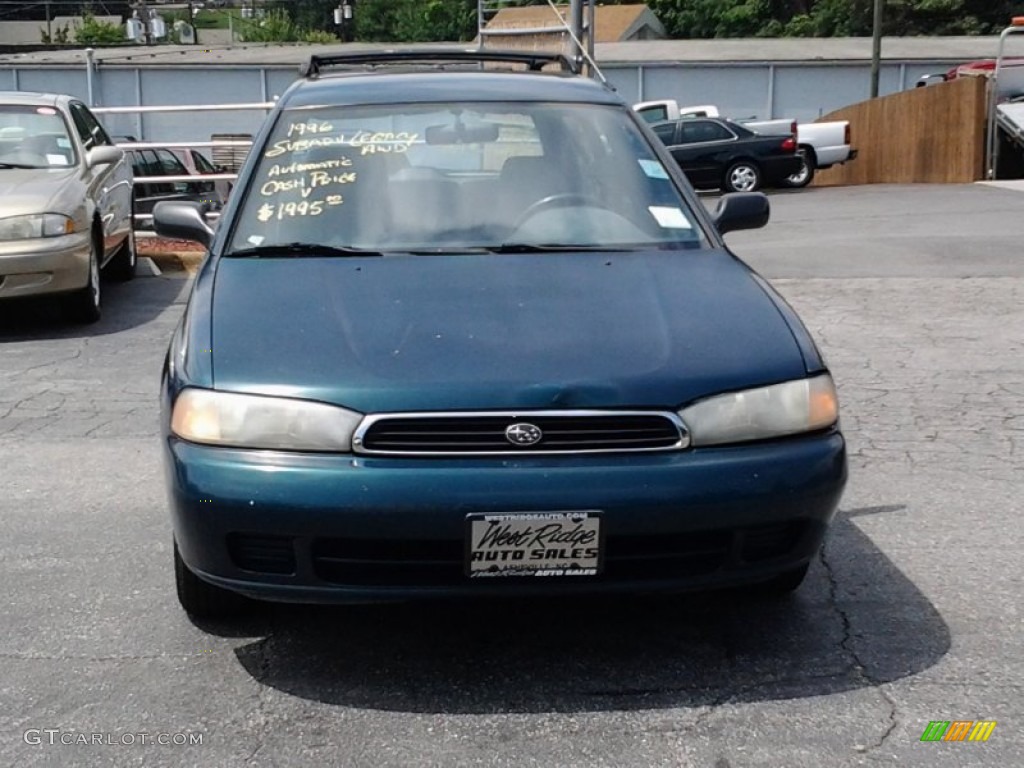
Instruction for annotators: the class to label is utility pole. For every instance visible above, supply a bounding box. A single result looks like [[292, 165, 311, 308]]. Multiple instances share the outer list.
[[870, 0, 883, 97], [45, 0, 52, 42], [569, 0, 584, 71], [131, 1, 153, 45], [188, 0, 199, 45]]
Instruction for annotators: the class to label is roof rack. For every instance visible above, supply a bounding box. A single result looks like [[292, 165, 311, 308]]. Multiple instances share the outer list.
[[298, 49, 578, 78]]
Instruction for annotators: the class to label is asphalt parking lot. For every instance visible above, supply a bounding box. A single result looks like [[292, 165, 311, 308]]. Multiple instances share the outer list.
[[1, 183, 1021, 767]]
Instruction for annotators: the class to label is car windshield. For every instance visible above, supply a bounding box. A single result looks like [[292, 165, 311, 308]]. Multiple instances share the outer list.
[[227, 101, 707, 253], [0, 105, 76, 169]]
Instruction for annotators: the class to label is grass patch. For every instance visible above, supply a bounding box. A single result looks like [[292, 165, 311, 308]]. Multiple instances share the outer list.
[[192, 9, 243, 30]]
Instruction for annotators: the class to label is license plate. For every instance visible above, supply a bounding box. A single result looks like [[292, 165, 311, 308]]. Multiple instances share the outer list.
[[466, 511, 602, 578]]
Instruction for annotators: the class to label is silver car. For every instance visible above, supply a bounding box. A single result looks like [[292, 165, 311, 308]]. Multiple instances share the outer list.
[[0, 92, 135, 323]]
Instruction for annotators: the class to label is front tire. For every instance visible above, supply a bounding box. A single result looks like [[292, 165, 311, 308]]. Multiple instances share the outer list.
[[174, 540, 252, 619], [782, 150, 815, 189], [63, 232, 101, 324], [723, 160, 762, 193]]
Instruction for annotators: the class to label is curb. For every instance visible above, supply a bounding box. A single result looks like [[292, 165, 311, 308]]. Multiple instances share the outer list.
[[138, 250, 206, 274]]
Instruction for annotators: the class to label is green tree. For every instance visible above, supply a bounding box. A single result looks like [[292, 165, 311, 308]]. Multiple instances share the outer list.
[[650, 0, 1024, 38], [647, 0, 774, 38], [354, 0, 477, 42], [273, 0, 338, 32], [241, 9, 301, 42], [73, 12, 126, 44], [238, 7, 340, 43]]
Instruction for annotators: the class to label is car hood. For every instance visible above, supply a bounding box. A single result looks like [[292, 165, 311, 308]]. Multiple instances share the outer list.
[[0, 168, 76, 214], [209, 251, 808, 412]]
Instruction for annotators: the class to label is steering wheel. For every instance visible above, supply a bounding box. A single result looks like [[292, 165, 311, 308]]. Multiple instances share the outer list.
[[511, 193, 610, 231]]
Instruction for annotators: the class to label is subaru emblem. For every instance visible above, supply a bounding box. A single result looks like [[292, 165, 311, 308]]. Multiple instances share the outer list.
[[505, 422, 543, 446]]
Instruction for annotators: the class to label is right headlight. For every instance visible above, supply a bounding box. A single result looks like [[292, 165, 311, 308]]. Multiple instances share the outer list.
[[0, 213, 75, 240], [678, 374, 838, 447], [170, 388, 363, 452]]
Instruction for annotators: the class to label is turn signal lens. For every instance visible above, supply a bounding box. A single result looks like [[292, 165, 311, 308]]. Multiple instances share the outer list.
[[678, 375, 839, 447], [170, 388, 363, 452]]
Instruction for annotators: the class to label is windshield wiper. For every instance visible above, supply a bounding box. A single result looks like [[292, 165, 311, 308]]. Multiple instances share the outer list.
[[483, 243, 639, 253], [0, 162, 41, 169], [226, 242, 385, 258]]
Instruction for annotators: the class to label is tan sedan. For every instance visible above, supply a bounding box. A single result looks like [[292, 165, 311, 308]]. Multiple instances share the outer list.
[[0, 92, 135, 323]]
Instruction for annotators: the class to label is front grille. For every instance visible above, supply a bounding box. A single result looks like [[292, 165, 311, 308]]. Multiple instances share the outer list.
[[355, 411, 687, 455], [310, 526, 806, 587], [311, 538, 463, 586]]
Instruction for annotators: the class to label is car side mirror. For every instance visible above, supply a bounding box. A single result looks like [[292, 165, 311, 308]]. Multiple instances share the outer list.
[[712, 192, 770, 235], [153, 201, 214, 248], [86, 145, 123, 168]]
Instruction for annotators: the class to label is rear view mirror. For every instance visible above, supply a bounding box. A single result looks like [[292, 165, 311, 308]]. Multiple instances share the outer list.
[[86, 145, 123, 169], [153, 201, 214, 248], [712, 192, 770, 235], [425, 122, 499, 145]]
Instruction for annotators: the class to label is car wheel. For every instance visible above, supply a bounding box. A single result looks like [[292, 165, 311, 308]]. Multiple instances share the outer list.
[[723, 161, 761, 193], [174, 540, 253, 619], [109, 216, 137, 282], [64, 231, 101, 324], [782, 151, 815, 189], [753, 563, 810, 597]]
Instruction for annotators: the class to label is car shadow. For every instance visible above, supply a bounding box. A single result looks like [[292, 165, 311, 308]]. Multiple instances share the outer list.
[[200, 505, 950, 714], [0, 271, 188, 342]]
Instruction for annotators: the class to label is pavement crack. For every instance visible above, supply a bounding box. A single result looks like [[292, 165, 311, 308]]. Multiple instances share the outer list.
[[12, 348, 82, 377], [83, 420, 115, 438], [820, 544, 899, 755]]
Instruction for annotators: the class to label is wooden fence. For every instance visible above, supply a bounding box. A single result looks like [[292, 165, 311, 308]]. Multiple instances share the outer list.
[[812, 74, 987, 186]]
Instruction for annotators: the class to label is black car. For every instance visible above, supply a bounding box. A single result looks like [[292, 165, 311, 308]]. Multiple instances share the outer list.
[[650, 117, 802, 193], [120, 144, 223, 227]]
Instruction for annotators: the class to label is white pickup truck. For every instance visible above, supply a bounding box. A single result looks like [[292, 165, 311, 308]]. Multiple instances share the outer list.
[[633, 100, 856, 188]]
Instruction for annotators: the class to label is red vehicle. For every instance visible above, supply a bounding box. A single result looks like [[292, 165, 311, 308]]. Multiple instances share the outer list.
[[916, 57, 1024, 99]]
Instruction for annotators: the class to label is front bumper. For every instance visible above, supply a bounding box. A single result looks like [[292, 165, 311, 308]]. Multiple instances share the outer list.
[[815, 146, 857, 168], [0, 232, 91, 300], [166, 432, 847, 602]]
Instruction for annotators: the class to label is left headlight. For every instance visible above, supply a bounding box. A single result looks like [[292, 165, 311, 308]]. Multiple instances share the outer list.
[[0, 213, 75, 241], [679, 374, 839, 447], [170, 388, 363, 452]]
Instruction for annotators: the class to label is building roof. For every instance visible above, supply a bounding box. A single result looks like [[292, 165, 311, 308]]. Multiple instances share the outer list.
[[597, 36, 1006, 64], [0, 36, 1009, 69], [484, 4, 665, 44]]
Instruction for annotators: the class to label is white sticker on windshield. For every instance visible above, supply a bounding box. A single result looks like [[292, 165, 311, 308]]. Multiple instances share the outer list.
[[56, 138, 71, 148], [46, 154, 69, 166], [648, 206, 692, 229], [638, 159, 669, 180], [247, 235, 265, 245]]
